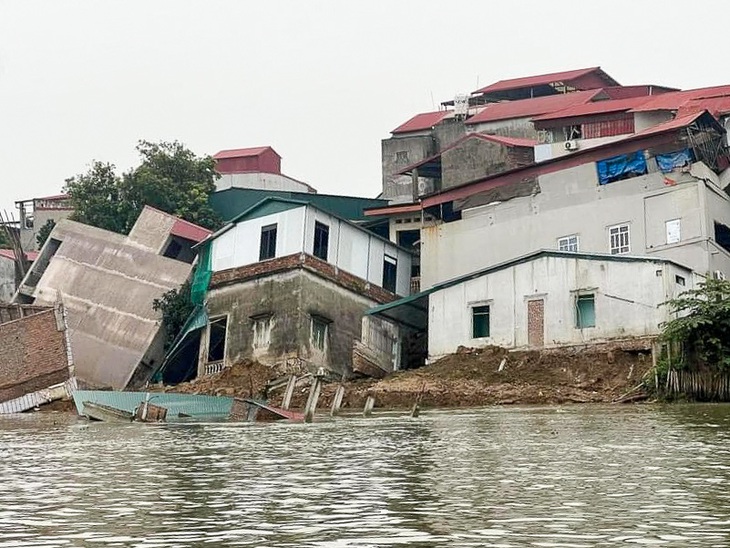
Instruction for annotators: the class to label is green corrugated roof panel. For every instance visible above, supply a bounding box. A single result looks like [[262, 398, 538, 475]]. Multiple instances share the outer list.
[[73, 390, 234, 421], [210, 188, 387, 222]]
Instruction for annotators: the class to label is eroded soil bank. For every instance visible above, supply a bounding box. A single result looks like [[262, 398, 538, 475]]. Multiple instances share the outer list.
[[162, 343, 653, 410]]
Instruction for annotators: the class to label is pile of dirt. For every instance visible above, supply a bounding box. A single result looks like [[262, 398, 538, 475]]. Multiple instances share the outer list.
[[161, 359, 274, 399], [157, 344, 653, 410], [287, 344, 653, 410]]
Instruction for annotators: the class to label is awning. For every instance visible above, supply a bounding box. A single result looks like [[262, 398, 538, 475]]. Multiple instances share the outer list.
[[366, 290, 432, 331]]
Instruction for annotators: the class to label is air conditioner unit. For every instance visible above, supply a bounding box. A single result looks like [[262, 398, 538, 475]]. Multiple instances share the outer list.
[[564, 139, 579, 151], [714, 270, 726, 281]]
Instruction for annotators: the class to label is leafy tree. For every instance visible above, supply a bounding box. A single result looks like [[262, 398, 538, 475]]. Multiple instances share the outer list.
[[660, 277, 730, 371], [36, 219, 56, 249], [64, 161, 129, 233], [63, 141, 222, 235], [152, 280, 195, 350]]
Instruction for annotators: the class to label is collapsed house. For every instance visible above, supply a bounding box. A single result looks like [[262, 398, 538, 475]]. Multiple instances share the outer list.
[[0, 303, 76, 413], [160, 197, 413, 382], [363, 67, 730, 364], [12, 206, 210, 390]]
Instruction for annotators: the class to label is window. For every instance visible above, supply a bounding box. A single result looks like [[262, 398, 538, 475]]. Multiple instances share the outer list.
[[472, 305, 490, 338], [259, 224, 277, 260], [609, 224, 630, 255], [382, 255, 398, 293], [575, 294, 595, 328], [715, 222, 730, 254], [675, 275, 686, 287], [252, 315, 272, 349], [558, 235, 579, 252], [207, 317, 228, 362], [395, 151, 409, 164], [310, 316, 329, 351], [665, 219, 681, 244], [313, 222, 329, 261]]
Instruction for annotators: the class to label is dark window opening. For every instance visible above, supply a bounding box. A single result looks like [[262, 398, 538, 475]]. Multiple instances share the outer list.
[[162, 236, 196, 263], [395, 151, 409, 164], [714, 222, 730, 254], [310, 315, 330, 351], [382, 255, 398, 293], [259, 224, 277, 261], [675, 275, 686, 286], [397, 229, 420, 250], [576, 294, 596, 328], [207, 317, 228, 362], [313, 222, 329, 261], [472, 305, 490, 338], [564, 125, 582, 140]]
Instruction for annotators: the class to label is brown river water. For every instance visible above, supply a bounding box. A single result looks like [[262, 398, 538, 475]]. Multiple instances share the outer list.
[[0, 404, 729, 547]]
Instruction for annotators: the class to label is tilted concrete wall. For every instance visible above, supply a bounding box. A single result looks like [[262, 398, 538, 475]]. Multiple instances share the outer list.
[[0, 257, 15, 303], [25, 217, 193, 389], [428, 255, 693, 358], [381, 134, 435, 202], [215, 172, 314, 194], [441, 138, 511, 190], [0, 309, 69, 402]]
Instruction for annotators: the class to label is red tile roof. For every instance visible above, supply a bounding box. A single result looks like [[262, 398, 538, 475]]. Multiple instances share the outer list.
[[532, 96, 653, 122], [465, 90, 604, 125], [474, 67, 615, 95], [213, 146, 279, 160], [630, 85, 730, 113], [171, 218, 212, 243], [0, 249, 38, 262], [391, 111, 449, 134]]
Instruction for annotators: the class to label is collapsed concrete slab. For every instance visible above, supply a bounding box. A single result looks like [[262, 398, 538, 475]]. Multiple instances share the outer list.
[[13, 207, 210, 390]]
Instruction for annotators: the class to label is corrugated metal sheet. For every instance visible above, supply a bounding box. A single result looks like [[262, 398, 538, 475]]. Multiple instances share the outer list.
[[0, 378, 77, 414], [213, 146, 278, 159], [171, 219, 211, 243], [583, 115, 635, 139], [630, 85, 730, 112], [533, 97, 651, 122], [391, 111, 449, 135], [72, 390, 235, 421], [473, 67, 617, 94], [465, 90, 602, 125]]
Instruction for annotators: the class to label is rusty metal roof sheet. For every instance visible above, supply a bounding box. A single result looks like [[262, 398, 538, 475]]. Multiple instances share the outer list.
[[532, 96, 653, 122], [473, 67, 617, 94], [391, 111, 449, 134], [465, 90, 603, 125], [213, 146, 279, 159], [630, 85, 730, 112]]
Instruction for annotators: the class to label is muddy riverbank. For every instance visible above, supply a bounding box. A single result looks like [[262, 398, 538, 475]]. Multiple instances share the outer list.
[[160, 343, 653, 410]]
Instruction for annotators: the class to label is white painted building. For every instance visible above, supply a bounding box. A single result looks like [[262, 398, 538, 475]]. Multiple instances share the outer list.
[[210, 198, 412, 296], [369, 251, 694, 361]]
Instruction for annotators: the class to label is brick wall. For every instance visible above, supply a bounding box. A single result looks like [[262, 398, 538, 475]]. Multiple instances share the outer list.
[[210, 253, 397, 305], [0, 309, 69, 402]]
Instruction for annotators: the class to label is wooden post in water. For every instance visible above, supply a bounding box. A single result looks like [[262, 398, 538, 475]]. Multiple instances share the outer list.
[[304, 377, 322, 423], [281, 375, 296, 410], [363, 395, 375, 417], [331, 385, 345, 416]]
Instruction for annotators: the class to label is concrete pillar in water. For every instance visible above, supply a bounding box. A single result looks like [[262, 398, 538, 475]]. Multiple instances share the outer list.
[[281, 375, 297, 410], [330, 385, 345, 416], [363, 395, 375, 417], [304, 377, 322, 423]]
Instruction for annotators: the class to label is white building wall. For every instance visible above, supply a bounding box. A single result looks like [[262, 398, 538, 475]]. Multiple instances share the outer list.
[[428, 255, 693, 359], [215, 172, 314, 193], [421, 162, 719, 288], [210, 205, 412, 296], [211, 207, 306, 272]]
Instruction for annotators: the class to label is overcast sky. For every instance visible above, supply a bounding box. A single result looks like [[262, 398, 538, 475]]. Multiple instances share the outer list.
[[1, 0, 728, 218]]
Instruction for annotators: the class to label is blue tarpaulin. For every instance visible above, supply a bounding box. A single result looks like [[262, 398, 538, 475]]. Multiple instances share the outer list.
[[597, 151, 648, 185], [655, 149, 693, 173]]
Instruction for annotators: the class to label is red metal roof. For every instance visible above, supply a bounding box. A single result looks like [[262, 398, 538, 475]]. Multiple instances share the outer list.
[[364, 203, 422, 217], [474, 67, 616, 95], [601, 85, 679, 100], [422, 111, 720, 210], [532, 96, 654, 122], [677, 96, 730, 118], [213, 146, 279, 160], [630, 85, 730, 113], [465, 90, 603, 125], [391, 111, 449, 134], [0, 249, 38, 262], [171, 218, 212, 243]]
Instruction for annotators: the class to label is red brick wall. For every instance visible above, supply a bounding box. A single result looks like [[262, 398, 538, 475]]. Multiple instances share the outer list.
[[210, 253, 397, 305], [0, 310, 69, 402], [527, 299, 545, 347]]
